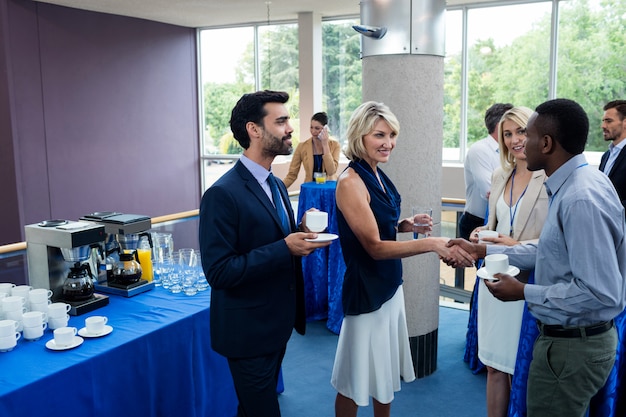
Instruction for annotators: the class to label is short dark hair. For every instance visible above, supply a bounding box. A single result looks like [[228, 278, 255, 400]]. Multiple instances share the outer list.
[[485, 103, 514, 134], [604, 100, 626, 120], [535, 98, 589, 155], [311, 112, 328, 126], [229, 90, 289, 149]]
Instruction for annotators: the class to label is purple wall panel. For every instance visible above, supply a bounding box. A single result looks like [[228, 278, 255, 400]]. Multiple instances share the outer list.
[[1, 0, 200, 244]]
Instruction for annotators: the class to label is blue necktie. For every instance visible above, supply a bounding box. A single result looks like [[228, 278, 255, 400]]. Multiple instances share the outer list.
[[268, 173, 290, 234]]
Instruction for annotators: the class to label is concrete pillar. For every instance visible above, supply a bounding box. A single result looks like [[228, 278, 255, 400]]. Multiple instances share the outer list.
[[358, 0, 445, 378], [298, 12, 322, 141]]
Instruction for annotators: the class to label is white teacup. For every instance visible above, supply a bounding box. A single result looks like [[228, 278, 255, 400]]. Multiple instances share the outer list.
[[0, 332, 20, 351], [29, 300, 51, 314], [0, 319, 19, 337], [85, 316, 108, 335], [0, 283, 16, 295], [28, 288, 53, 304], [22, 322, 47, 341], [1, 296, 26, 312], [485, 254, 509, 276], [22, 311, 47, 327], [11, 285, 33, 299], [478, 230, 499, 244], [306, 211, 328, 233], [48, 303, 71, 318], [48, 315, 70, 330], [53, 327, 77, 347], [3, 310, 23, 331]]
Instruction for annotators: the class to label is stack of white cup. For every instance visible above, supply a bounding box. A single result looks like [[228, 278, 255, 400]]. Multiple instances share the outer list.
[[0, 319, 21, 352], [28, 288, 53, 313], [0, 283, 16, 319], [22, 311, 48, 341], [11, 285, 33, 311], [1, 296, 27, 331], [47, 303, 71, 330]]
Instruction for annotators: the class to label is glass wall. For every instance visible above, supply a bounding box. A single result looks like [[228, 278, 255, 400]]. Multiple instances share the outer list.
[[199, 0, 626, 187]]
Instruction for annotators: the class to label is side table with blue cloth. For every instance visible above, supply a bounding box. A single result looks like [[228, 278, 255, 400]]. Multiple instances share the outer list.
[[0, 289, 284, 417], [297, 180, 346, 334], [465, 268, 626, 417]]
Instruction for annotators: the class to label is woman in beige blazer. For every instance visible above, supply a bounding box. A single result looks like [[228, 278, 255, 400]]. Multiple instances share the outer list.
[[469, 106, 549, 417], [283, 112, 341, 188]]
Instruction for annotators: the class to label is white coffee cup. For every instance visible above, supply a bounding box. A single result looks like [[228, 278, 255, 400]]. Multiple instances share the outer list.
[[48, 303, 71, 318], [0, 319, 18, 337], [28, 288, 53, 304], [11, 285, 33, 298], [478, 230, 499, 244], [0, 283, 16, 295], [306, 211, 328, 233], [22, 311, 47, 327], [1, 296, 25, 312], [48, 315, 70, 330], [29, 300, 51, 314], [0, 332, 20, 351], [22, 322, 47, 341], [85, 316, 108, 334], [53, 327, 77, 347], [3, 309, 23, 331], [485, 254, 509, 276]]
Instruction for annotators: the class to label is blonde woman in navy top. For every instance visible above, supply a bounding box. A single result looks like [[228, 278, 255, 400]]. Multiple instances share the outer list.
[[331, 101, 473, 417]]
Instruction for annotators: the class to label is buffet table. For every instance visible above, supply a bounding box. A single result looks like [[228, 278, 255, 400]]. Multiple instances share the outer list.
[[0, 289, 239, 417], [297, 181, 346, 334]]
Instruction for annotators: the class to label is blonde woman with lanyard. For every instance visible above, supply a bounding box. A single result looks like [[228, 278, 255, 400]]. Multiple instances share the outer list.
[[469, 106, 548, 417]]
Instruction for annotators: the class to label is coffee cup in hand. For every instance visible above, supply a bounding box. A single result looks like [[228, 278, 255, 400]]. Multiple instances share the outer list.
[[478, 230, 498, 244], [485, 254, 509, 278], [306, 211, 328, 233]]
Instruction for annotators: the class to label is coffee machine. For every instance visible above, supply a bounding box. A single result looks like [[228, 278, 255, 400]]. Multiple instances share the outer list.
[[25, 220, 109, 315], [79, 212, 154, 297]]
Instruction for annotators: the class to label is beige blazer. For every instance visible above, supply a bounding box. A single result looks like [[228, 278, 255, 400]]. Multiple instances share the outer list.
[[283, 137, 341, 188], [486, 167, 548, 243]]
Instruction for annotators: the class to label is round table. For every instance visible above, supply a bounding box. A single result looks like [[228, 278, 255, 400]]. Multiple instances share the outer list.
[[297, 181, 345, 334]]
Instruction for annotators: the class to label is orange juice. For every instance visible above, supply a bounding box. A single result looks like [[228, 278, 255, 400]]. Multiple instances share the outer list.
[[137, 249, 153, 281]]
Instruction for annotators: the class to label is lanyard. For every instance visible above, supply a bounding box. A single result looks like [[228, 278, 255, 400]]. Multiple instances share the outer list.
[[509, 167, 529, 236]]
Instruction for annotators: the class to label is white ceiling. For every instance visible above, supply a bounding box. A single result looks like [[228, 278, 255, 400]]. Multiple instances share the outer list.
[[32, 0, 492, 28]]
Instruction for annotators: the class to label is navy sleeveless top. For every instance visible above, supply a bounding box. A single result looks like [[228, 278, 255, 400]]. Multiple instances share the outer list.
[[337, 159, 403, 315]]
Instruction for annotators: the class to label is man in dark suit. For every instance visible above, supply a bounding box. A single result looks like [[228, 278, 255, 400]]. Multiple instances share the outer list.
[[199, 90, 330, 417], [600, 100, 626, 210]]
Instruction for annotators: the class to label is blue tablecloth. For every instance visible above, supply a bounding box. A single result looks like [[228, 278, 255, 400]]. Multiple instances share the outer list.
[[0, 289, 245, 417], [464, 270, 626, 417], [297, 181, 346, 334]]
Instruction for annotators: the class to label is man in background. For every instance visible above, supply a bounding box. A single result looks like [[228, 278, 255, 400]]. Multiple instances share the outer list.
[[458, 103, 513, 240], [600, 100, 626, 210]]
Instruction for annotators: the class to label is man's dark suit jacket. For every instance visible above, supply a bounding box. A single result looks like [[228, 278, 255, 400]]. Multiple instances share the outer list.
[[600, 148, 626, 210], [199, 160, 305, 359]]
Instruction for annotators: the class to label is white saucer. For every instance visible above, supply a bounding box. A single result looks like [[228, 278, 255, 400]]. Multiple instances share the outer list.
[[305, 233, 338, 243], [45, 336, 84, 351], [476, 266, 520, 281], [78, 325, 113, 338]]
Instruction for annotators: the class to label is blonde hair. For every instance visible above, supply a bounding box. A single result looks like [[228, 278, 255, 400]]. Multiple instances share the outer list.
[[497, 106, 533, 171], [343, 101, 400, 161]]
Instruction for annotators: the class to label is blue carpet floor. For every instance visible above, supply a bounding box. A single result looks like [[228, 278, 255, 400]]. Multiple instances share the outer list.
[[279, 304, 487, 416]]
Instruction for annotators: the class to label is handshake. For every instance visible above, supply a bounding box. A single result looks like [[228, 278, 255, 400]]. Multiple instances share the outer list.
[[439, 238, 485, 268], [440, 238, 526, 302]]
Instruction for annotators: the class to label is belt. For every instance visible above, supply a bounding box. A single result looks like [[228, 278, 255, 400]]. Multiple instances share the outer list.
[[537, 320, 614, 338]]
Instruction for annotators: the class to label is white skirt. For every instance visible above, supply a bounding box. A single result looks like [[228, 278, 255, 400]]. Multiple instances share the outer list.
[[477, 279, 524, 374], [330, 286, 416, 406]]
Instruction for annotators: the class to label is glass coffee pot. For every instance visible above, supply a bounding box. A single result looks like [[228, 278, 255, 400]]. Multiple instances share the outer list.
[[62, 262, 95, 301], [111, 252, 143, 285]]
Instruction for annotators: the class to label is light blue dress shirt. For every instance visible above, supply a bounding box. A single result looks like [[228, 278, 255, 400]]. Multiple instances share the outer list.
[[488, 154, 626, 326]]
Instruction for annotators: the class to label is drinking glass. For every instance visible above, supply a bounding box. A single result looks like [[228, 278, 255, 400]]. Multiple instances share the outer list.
[[412, 207, 433, 239]]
